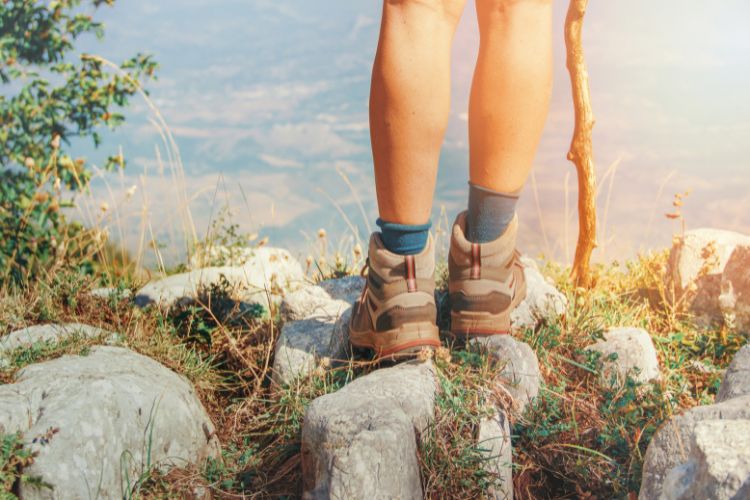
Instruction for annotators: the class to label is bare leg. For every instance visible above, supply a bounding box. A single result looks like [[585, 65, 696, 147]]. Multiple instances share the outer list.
[[470, 0, 553, 192], [370, 0, 467, 225]]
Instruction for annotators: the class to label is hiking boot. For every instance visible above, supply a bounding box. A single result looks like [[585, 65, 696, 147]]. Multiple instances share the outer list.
[[448, 211, 527, 338], [349, 233, 441, 360]]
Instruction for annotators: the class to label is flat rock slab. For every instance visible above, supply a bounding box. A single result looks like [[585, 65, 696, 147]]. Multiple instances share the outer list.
[[302, 361, 437, 500], [0, 346, 220, 499], [0, 323, 111, 354], [471, 335, 541, 414], [135, 247, 305, 311], [662, 419, 750, 500], [586, 327, 661, 385], [639, 395, 750, 500], [273, 276, 364, 385]]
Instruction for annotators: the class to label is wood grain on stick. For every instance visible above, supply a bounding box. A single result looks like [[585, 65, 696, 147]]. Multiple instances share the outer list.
[[565, 0, 598, 288]]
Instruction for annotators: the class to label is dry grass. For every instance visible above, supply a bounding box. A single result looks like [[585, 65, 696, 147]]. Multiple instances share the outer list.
[[1, 244, 745, 499]]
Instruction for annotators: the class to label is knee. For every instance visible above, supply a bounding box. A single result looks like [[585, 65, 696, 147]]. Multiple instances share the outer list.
[[385, 0, 466, 25]]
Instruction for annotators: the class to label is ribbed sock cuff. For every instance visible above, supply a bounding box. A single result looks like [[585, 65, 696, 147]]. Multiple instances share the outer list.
[[466, 182, 521, 244], [376, 218, 431, 255]]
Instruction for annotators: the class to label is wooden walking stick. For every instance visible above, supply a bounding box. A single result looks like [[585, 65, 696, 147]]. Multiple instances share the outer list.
[[565, 0, 598, 288]]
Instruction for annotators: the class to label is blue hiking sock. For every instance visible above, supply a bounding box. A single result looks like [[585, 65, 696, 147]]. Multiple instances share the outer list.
[[466, 182, 521, 243], [376, 218, 431, 255]]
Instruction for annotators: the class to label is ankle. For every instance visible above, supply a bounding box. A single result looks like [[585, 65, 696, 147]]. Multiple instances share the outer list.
[[466, 182, 521, 244], [376, 218, 431, 255]]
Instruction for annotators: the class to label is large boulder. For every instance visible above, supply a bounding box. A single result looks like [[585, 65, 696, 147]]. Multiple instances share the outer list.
[[134, 247, 305, 311], [667, 229, 750, 326], [645, 345, 750, 499], [661, 419, 750, 500], [0, 346, 220, 499], [586, 328, 661, 385], [640, 396, 750, 499], [273, 276, 364, 385], [718, 246, 750, 332], [301, 361, 437, 499], [717, 345, 750, 403], [512, 257, 567, 332]]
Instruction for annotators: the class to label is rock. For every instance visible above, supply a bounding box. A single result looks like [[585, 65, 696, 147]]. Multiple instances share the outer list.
[[639, 395, 750, 499], [273, 310, 350, 386], [0, 323, 111, 354], [189, 244, 263, 268], [717, 345, 750, 403], [318, 275, 366, 305], [512, 257, 567, 332], [280, 285, 333, 323], [687, 359, 719, 375], [89, 287, 133, 301], [0, 346, 220, 499], [471, 335, 541, 414], [667, 229, 750, 325], [719, 246, 750, 332], [586, 328, 661, 384], [279, 276, 364, 323], [301, 361, 437, 499], [661, 419, 750, 500], [134, 247, 305, 311], [273, 276, 364, 385], [478, 409, 514, 499]]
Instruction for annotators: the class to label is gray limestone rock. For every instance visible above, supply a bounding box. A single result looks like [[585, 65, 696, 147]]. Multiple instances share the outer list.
[[301, 361, 437, 500], [89, 287, 133, 301], [478, 409, 514, 499], [717, 345, 750, 403], [273, 308, 351, 386], [0, 346, 220, 499], [134, 247, 305, 311], [667, 229, 750, 326], [719, 246, 750, 332], [586, 328, 661, 385], [660, 419, 750, 500], [318, 275, 366, 305], [273, 276, 364, 385], [0, 323, 111, 354], [639, 395, 750, 500], [279, 276, 364, 324], [512, 257, 567, 333], [471, 335, 541, 414], [280, 285, 334, 323]]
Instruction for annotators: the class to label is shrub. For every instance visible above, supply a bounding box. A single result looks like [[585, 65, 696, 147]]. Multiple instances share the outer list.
[[0, 0, 157, 285]]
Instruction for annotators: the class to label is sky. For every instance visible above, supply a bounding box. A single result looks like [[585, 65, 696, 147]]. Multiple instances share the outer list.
[[69, 0, 750, 266]]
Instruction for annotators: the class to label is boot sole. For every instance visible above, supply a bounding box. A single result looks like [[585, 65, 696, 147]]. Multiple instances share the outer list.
[[350, 321, 441, 361]]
